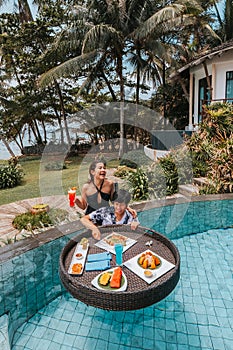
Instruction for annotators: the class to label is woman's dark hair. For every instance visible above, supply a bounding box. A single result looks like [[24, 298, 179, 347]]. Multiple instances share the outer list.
[[88, 160, 106, 182], [113, 189, 131, 205]]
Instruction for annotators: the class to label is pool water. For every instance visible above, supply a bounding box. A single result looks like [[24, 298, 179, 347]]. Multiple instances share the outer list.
[[12, 227, 233, 350]]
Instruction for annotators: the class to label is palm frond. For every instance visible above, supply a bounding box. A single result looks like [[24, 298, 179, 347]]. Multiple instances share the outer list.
[[82, 24, 123, 53], [133, 4, 185, 40], [38, 50, 98, 88]]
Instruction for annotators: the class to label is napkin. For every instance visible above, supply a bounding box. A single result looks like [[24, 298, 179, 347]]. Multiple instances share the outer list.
[[85, 260, 111, 271], [87, 252, 112, 262]]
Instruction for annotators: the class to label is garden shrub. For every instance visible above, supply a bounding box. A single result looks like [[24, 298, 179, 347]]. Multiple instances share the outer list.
[[158, 155, 178, 195], [114, 166, 134, 178], [120, 150, 152, 169], [12, 208, 68, 230], [202, 135, 233, 193], [146, 163, 167, 198], [0, 165, 24, 189], [127, 167, 149, 200], [185, 102, 233, 193], [44, 161, 67, 171]]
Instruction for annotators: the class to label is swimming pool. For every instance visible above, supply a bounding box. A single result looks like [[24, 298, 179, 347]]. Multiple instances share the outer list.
[[1, 194, 233, 350]]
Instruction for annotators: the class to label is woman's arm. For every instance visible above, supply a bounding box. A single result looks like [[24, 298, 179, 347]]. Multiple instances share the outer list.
[[75, 185, 87, 210]]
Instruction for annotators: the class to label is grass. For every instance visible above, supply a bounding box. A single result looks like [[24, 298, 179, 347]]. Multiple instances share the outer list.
[[0, 155, 119, 206]]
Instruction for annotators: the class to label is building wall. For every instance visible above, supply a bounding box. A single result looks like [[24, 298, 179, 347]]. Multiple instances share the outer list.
[[190, 49, 233, 124]]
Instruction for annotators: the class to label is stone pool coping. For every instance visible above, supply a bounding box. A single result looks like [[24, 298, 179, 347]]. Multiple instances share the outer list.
[[1, 192, 232, 264]]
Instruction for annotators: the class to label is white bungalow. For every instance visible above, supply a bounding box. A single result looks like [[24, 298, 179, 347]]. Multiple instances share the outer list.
[[173, 40, 233, 130]]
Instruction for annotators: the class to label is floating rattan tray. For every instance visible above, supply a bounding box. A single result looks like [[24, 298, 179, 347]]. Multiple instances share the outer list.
[[59, 225, 180, 311]]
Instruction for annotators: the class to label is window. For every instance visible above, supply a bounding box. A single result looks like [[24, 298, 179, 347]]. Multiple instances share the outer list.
[[226, 71, 233, 102], [198, 76, 212, 122]]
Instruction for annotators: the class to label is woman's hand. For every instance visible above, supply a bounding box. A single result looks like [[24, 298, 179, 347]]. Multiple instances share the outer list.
[[130, 220, 139, 231], [127, 206, 137, 219]]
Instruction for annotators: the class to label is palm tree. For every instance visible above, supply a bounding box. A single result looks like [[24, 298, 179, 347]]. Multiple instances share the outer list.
[[38, 1, 199, 155], [213, 0, 233, 41], [0, 0, 33, 21]]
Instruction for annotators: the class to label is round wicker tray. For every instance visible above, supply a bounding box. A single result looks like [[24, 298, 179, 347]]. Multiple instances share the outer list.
[[59, 225, 180, 311]]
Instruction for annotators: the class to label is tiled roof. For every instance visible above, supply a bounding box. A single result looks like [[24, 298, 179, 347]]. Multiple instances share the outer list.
[[174, 40, 233, 75]]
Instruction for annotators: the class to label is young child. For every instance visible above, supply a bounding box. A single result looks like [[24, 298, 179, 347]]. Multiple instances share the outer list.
[[80, 189, 139, 239]]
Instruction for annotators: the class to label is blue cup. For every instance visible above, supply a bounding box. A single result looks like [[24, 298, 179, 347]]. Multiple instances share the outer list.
[[114, 243, 123, 266]]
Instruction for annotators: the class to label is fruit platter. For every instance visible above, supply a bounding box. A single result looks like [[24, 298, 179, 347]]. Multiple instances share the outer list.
[[138, 251, 161, 269], [123, 250, 175, 284], [91, 267, 127, 292]]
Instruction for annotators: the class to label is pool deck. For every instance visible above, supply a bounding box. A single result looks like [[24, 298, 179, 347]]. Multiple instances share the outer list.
[[0, 195, 84, 244], [0, 169, 120, 244]]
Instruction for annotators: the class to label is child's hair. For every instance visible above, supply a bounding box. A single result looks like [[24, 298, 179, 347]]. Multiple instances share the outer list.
[[88, 160, 106, 182], [112, 189, 131, 205]]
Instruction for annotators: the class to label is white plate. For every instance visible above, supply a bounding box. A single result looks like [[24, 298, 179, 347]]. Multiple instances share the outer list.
[[91, 267, 127, 292], [123, 249, 175, 284], [95, 233, 137, 254], [68, 243, 89, 275]]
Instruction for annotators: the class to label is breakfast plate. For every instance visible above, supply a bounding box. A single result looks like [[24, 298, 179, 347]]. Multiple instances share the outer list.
[[68, 243, 89, 275], [123, 250, 175, 284], [91, 267, 127, 292], [95, 232, 137, 254]]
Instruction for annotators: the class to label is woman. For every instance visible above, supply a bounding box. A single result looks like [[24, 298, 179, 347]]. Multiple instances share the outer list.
[[75, 160, 116, 214]]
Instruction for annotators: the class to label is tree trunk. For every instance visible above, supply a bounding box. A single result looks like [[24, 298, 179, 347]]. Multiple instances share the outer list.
[[48, 89, 65, 144], [133, 47, 141, 150], [0, 135, 16, 158], [54, 79, 72, 147], [117, 54, 125, 159]]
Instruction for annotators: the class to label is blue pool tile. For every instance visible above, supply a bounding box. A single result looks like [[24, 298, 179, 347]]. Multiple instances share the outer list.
[[211, 336, 226, 350], [142, 337, 154, 349], [72, 336, 87, 350], [77, 325, 90, 336], [83, 337, 98, 348], [176, 332, 188, 345], [48, 341, 61, 350], [188, 334, 201, 348], [153, 340, 166, 350], [9, 226, 233, 350], [199, 335, 213, 349], [224, 338, 233, 349]]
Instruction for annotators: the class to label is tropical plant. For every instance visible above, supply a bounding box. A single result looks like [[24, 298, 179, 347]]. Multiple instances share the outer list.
[[12, 208, 68, 230], [127, 167, 149, 200], [113, 166, 134, 178], [186, 102, 233, 193], [120, 149, 153, 168], [157, 153, 179, 195], [0, 164, 24, 188]]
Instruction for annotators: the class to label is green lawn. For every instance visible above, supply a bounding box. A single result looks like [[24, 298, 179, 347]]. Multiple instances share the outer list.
[[0, 155, 119, 206]]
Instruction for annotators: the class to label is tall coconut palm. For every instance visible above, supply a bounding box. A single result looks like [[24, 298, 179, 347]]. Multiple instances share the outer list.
[[39, 0, 202, 156], [213, 0, 233, 41], [0, 0, 33, 22]]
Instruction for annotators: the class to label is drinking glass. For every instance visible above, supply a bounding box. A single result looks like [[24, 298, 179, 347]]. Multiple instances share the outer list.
[[114, 243, 123, 266], [68, 189, 76, 207]]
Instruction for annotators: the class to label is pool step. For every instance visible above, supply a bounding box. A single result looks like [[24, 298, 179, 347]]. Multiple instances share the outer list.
[[179, 178, 209, 197], [193, 177, 208, 186], [178, 184, 199, 196]]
